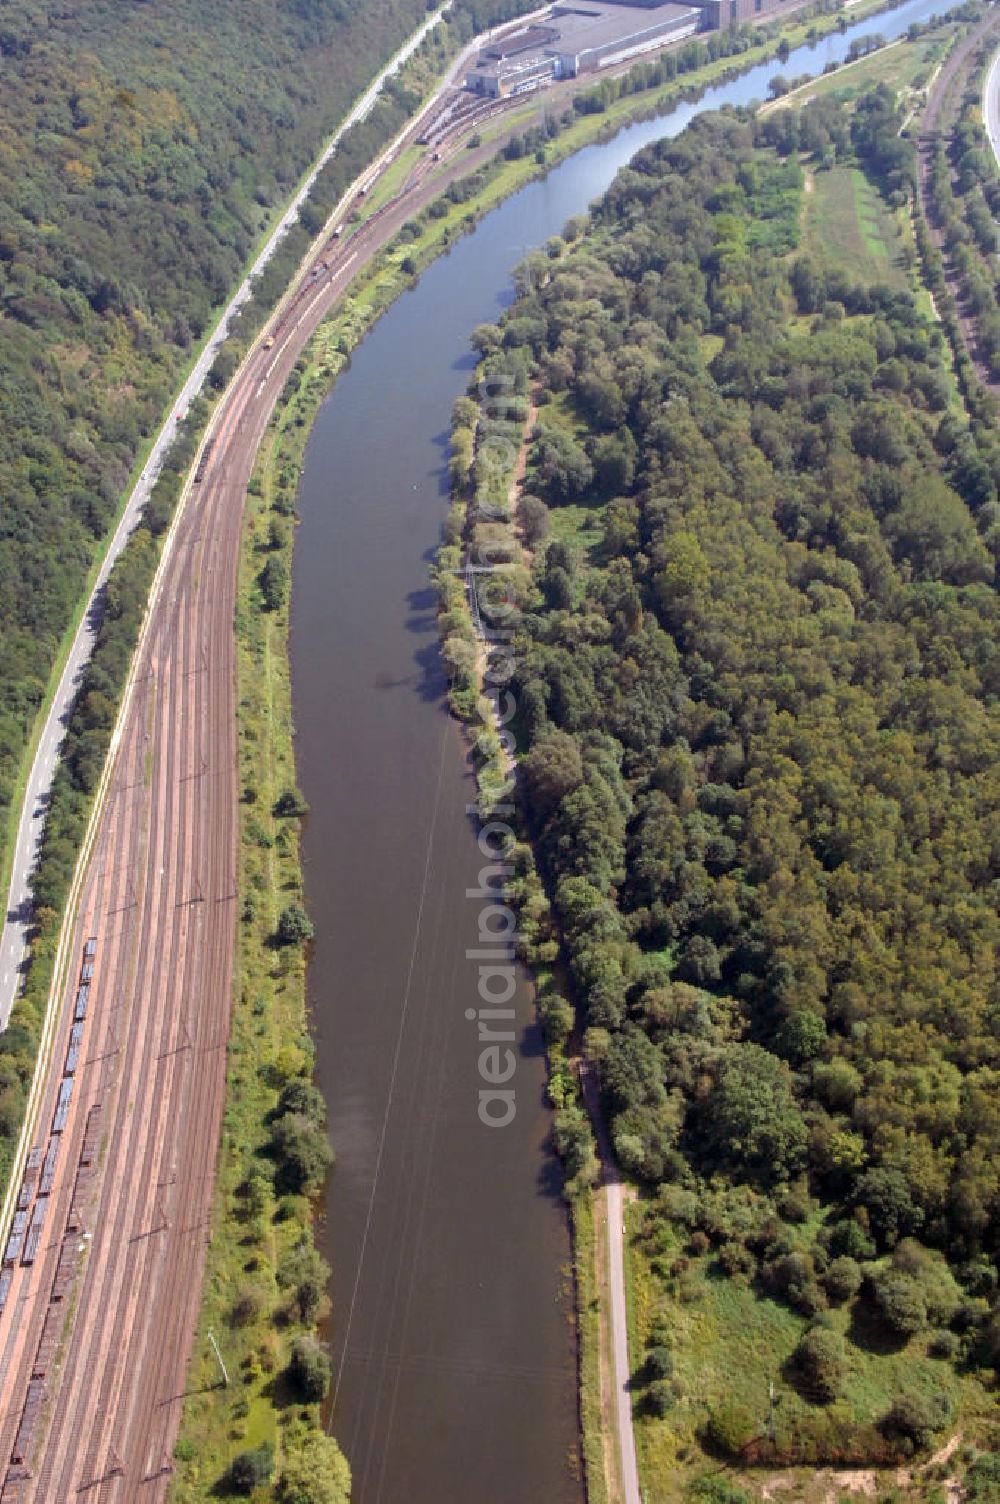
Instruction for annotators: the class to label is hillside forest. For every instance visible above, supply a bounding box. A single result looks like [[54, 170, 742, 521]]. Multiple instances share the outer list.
[[440, 84, 1000, 1490]]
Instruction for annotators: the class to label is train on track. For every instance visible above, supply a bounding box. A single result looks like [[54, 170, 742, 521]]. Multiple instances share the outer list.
[[1, 938, 97, 1296], [0, 939, 106, 1486]]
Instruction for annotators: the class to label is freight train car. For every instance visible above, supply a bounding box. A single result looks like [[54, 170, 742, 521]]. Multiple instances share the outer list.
[[4, 1211, 27, 1266], [52, 1080, 73, 1135], [21, 1198, 48, 1267], [16, 1148, 41, 1212]]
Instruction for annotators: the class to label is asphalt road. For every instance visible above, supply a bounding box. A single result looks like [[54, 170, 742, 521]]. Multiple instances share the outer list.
[[983, 35, 1000, 167], [0, 4, 450, 1032]]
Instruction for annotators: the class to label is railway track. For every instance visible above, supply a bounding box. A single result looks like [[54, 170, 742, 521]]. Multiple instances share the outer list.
[[0, 47, 562, 1497], [916, 9, 1000, 392]]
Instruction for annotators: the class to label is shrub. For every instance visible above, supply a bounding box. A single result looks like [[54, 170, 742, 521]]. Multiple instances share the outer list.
[[274, 787, 309, 817], [646, 1345, 674, 1380], [230, 1283, 267, 1327], [882, 1390, 953, 1451], [792, 1327, 847, 1403], [705, 1397, 756, 1457], [824, 1256, 862, 1304], [646, 1378, 677, 1417], [287, 1335, 332, 1402], [230, 1443, 275, 1494], [687, 1479, 752, 1504], [276, 903, 314, 946], [928, 1329, 959, 1361]]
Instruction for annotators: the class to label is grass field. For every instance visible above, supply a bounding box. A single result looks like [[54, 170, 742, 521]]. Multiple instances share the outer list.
[[801, 163, 910, 290], [629, 1230, 994, 1504], [766, 26, 958, 112]]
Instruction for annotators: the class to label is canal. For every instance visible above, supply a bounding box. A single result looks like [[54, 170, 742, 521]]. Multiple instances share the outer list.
[[290, 1, 945, 1496]]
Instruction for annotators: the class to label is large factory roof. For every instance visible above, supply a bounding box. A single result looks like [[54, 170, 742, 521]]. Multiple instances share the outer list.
[[546, 0, 697, 55]]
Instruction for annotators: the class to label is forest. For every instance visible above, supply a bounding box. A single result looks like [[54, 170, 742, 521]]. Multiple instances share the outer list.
[[0, 0, 435, 869], [0, 0, 502, 934], [442, 84, 1000, 1483]]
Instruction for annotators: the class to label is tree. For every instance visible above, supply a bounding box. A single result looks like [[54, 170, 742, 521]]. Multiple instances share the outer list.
[[869, 1267, 927, 1338], [646, 1378, 677, 1417], [519, 493, 549, 545], [274, 787, 309, 817], [277, 1077, 326, 1124], [824, 1256, 862, 1304], [793, 1327, 847, 1403], [703, 1045, 807, 1184], [965, 1452, 1000, 1502], [278, 1433, 351, 1504], [287, 1335, 332, 1402], [260, 554, 288, 611], [230, 1443, 274, 1494], [276, 903, 314, 947], [521, 731, 584, 825], [855, 1167, 923, 1249], [271, 1113, 333, 1195], [881, 1389, 953, 1450], [277, 1241, 332, 1324]]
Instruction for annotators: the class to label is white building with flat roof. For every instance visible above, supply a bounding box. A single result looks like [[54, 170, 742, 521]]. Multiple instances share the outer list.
[[465, 1, 700, 96]]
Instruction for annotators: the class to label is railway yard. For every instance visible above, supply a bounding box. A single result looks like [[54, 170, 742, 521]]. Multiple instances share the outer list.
[[0, 37, 581, 1500]]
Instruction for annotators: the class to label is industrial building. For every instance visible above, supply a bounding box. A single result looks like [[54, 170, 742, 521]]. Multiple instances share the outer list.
[[465, 0, 701, 97], [699, 0, 801, 26]]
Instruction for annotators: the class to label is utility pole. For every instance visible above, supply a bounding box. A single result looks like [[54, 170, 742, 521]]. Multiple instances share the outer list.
[[208, 1328, 229, 1387]]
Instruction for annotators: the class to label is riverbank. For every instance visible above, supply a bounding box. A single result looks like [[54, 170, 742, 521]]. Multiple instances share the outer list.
[[160, 0, 959, 1492], [168, 370, 347, 1497]]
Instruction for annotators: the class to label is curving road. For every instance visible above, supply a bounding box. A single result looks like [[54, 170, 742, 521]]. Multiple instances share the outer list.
[[982, 34, 1000, 168], [0, 3, 451, 1032]]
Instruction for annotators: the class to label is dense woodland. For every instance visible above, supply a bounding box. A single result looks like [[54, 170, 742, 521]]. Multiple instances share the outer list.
[[445, 91, 1000, 1470], [0, 0, 438, 860]]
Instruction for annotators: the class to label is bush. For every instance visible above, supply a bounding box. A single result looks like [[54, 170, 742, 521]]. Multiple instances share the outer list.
[[271, 1112, 333, 1195], [646, 1378, 677, 1417], [287, 1335, 332, 1402], [230, 1283, 267, 1327], [646, 1344, 674, 1380], [687, 1478, 753, 1504], [274, 787, 309, 817], [792, 1327, 847, 1403], [705, 1397, 756, 1457], [230, 1443, 275, 1494], [928, 1329, 959, 1361], [276, 903, 314, 946], [881, 1390, 953, 1451], [824, 1256, 863, 1304]]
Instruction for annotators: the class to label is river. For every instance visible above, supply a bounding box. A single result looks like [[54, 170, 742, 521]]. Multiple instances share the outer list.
[[290, 1, 946, 1497]]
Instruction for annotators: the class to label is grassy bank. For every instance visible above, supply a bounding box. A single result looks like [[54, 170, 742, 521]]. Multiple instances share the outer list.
[[169, 372, 346, 1499]]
